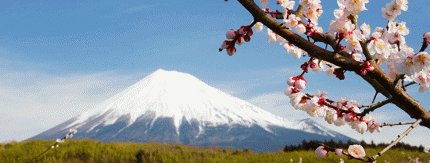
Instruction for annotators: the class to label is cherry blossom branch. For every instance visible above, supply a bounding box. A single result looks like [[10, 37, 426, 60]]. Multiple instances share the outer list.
[[236, 0, 430, 130], [348, 14, 373, 61], [370, 119, 422, 161], [360, 97, 392, 108], [357, 98, 393, 117], [292, 5, 304, 18], [359, 80, 416, 117], [371, 92, 378, 103], [419, 38, 428, 52], [218, 21, 257, 53], [263, 4, 351, 59], [392, 74, 405, 89], [25, 129, 77, 163], [380, 120, 418, 127], [405, 81, 416, 87], [320, 144, 372, 162]]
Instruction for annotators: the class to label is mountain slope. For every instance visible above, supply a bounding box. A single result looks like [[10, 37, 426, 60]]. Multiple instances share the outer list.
[[29, 69, 356, 152]]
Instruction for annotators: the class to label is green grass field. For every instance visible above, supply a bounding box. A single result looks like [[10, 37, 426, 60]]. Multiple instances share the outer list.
[[1, 139, 429, 163]]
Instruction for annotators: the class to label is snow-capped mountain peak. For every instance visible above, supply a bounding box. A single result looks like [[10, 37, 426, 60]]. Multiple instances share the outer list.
[[64, 69, 292, 135], [30, 69, 357, 153]]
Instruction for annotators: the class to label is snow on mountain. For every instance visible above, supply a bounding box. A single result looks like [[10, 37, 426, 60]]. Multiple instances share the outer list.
[[64, 69, 291, 135], [29, 69, 356, 152]]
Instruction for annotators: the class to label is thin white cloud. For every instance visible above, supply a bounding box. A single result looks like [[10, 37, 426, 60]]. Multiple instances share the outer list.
[[0, 69, 153, 142]]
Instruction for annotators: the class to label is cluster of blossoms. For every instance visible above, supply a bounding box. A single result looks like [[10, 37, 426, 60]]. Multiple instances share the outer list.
[[327, 0, 430, 93], [257, 0, 325, 61], [285, 85, 381, 134], [281, 0, 323, 36], [377, 0, 430, 93], [315, 144, 366, 160], [382, 0, 408, 21], [329, 0, 370, 54], [299, 0, 323, 26], [220, 25, 254, 56]]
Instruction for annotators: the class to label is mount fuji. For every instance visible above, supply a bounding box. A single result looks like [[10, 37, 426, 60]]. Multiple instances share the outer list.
[[29, 69, 356, 152]]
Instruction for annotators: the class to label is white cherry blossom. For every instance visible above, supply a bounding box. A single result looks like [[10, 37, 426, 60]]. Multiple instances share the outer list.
[[368, 38, 390, 60], [345, 0, 369, 15], [355, 121, 368, 134], [280, 0, 295, 10], [396, 0, 408, 11], [414, 69, 430, 93], [386, 1, 402, 16], [295, 24, 307, 34], [254, 22, 264, 32], [348, 145, 366, 159], [360, 23, 371, 38], [325, 109, 338, 124], [268, 29, 277, 44], [367, 120, 382, 133], [397, 21, 409, 36], [382, 8, 396, 21], [284, 14, 301, 28], [412, 52, 430, 67]]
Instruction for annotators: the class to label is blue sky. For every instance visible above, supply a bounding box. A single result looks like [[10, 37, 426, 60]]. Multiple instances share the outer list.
[[0, 0, 429, 149]]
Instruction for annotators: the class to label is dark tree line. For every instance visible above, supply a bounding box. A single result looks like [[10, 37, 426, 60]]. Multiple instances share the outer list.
[[283, 139, 425, 152]]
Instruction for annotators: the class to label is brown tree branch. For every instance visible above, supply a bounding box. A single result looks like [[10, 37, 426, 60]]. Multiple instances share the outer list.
[[380, 121, 418, 127], [237, 0, 430, 129], [419, 39, 428, 52], [370, 119, 422, 161], [358, 98, 393, 117]]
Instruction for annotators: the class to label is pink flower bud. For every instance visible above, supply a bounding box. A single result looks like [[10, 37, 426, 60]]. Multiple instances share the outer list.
[[220, 41, 231, 49], [310, 62, 316, 68], [284, 86, 299, 96], [226, 29, 236, 39], [338, 33, 346, 40], [424, 32, 430, 44], [307, 22, 314, 29], [238, 26, 248, 35], [287, 77, 297, 86], [276, 0, 282, 5], [315, 146, 329, 158], [364, 61, 371, 67], [236, 36, 244, 45], [295, 24, 307, 35], [247, 28, 253, 36], [335, 148, 343, 156], [344, 113, 355, 122], [337, 73, 345, 80], [360, 68, 367, 75], [295, 77, 307, 89], [227, 46, 236, 56], [366, 65, 375, 72], [244, 35, 251, 42]]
